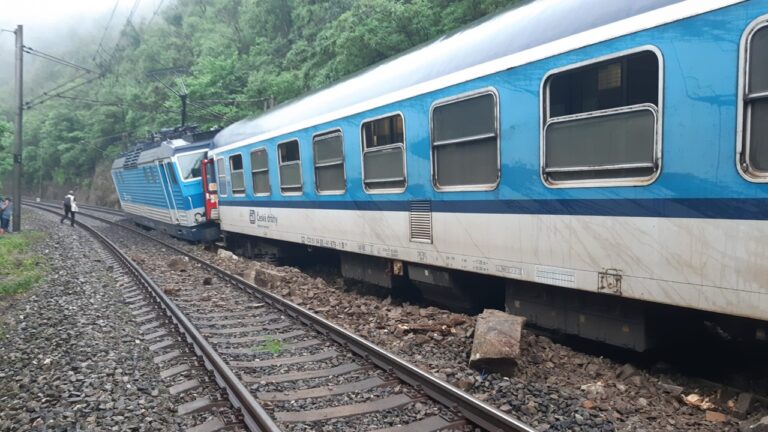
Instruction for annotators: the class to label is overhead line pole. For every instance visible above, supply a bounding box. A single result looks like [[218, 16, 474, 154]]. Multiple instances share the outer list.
[[12, 25, 23, 232]]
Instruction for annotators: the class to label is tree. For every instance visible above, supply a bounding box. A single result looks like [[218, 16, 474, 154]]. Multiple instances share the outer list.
[[1, 0, 524, 200]]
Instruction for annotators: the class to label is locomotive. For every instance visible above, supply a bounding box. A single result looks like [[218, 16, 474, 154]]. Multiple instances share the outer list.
[[113, 0, 768, 350], [111, 126, 220, 242]]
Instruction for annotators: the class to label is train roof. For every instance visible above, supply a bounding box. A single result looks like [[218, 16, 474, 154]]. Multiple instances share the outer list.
[[112, 128, 219, 170], [212, 0, 741, 151]]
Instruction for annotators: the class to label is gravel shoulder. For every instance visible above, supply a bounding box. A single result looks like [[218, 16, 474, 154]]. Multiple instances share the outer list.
[[0, 210, 182, 431]]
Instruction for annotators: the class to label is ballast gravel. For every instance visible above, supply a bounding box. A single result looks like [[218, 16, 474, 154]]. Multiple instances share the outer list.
[[192, 246, 753, 432], [100, 223, 463, 432], [0, 210, 201, 431], [10, 204, 758, 432]]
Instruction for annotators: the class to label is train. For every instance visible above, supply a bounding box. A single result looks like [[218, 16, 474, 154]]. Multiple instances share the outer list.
[[111, 127, 220, 242], [112, 0, 768, 350]]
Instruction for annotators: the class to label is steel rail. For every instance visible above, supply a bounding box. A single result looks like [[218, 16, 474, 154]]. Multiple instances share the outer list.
[[77, 203, 124, 217], [26, 201, 536, 432], [24, 202, 280, 432]]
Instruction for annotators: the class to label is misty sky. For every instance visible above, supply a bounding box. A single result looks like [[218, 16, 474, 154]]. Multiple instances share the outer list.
[[1, 0, 165, 44], [0, 0, 166, 110], [1, 0, 122, 29], [0, 0, 165, 69]]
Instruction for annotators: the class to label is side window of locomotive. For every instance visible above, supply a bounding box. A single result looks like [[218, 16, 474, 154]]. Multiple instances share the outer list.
[[543, 49, 661, 185], [313, 131, 346, 194], [431, 91, 499, 189], [216, 158, 228, 196], [278, 140, 303, 195], [361, 114, 406, 192], [742, 24, 768, 177], [229, 154, 246, 196], [251, 148, 270, 196]]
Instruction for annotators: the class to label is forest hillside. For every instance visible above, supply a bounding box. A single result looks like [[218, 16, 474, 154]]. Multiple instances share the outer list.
[[0, 0, 522, 203]]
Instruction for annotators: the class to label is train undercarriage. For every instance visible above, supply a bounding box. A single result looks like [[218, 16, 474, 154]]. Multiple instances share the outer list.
[[221, 231, 768, 352]]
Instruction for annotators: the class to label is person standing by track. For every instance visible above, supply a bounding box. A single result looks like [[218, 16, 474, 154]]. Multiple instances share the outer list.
[[60, 191, 77, 227], [0, 198, 11, 234]]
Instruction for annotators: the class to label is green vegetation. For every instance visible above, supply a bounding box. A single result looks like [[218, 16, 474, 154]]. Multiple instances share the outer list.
[[255, 336, 283, 355], [0, 231, 46, 296], [0, 121, 11, 180], [0, 0, 522, 195]]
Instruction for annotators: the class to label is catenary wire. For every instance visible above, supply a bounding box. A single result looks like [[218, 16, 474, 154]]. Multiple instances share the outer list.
[[94, 0, 121, 62], [23, 47, 97, 75]]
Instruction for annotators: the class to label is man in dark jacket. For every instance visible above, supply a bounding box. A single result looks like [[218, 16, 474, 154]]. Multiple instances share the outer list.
[[60, 191, 76, 227], [0, 198, 10, 233]]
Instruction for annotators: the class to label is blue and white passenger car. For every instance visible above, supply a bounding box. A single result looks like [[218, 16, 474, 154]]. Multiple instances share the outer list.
[[112, 128, 220, 242], [208, 0, 768, 349]]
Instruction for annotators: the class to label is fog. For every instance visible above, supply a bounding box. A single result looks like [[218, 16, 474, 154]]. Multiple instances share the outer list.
[[0, 0, 166, 115]]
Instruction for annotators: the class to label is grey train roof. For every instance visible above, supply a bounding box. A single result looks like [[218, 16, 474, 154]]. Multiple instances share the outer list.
[[213, 0, 685, 148], [112, 130, 218, 170]]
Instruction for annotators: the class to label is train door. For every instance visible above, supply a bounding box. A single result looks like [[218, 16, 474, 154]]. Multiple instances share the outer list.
[[165, 161, 188, 225], [157, 160, 180, 224], [201, 158, 219, 220]]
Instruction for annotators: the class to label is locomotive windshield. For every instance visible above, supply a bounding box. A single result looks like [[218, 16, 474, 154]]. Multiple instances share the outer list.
[[177, 152, 205, 180]]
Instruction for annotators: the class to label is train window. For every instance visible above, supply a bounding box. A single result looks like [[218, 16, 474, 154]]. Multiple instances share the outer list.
[[313, 131, 346, 194], [543, 49, 661, 186], [250, 148, 270, 195], [216, 158, 228, 196], [431, 91, 499, 189], [278, 139, 302, 195], [741, 24, 768, 177], [229, 154, 245, 196], [177, 152, 204, 180], [361, 114, 406, 192]]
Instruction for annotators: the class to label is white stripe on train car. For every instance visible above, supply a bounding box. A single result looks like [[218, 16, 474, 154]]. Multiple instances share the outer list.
[[122, 202, 206, 227], [217, 205, 768, 321]]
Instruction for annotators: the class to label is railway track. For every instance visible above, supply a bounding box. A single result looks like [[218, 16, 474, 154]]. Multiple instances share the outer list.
[[77, 202, 124, 217], [24, 200, 535, 432]]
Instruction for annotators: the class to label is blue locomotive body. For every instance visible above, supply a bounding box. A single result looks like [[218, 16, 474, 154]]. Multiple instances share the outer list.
[[111, 128, 220, 242]]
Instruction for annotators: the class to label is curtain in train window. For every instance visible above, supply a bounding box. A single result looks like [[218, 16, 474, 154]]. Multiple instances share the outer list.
[[313, 132, 346, 193], [278, 140, 302, 194], [229, 154, 245, 195], [747, 26, 768, 173], [216, 158, 228, 196], [544, 50, 660, 184], [250, 148, 270, 195], [431, 92, 498, 188], [361, 114, 406, 191]]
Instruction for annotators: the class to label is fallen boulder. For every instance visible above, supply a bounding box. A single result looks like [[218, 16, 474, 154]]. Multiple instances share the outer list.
[[251, 265, 289, 289], [733, 392, 754, 419], [468, 309, 525, 376], [166, 256, 189, 272], [217, 249, 239, 260], [746, 415, 768, 432]]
